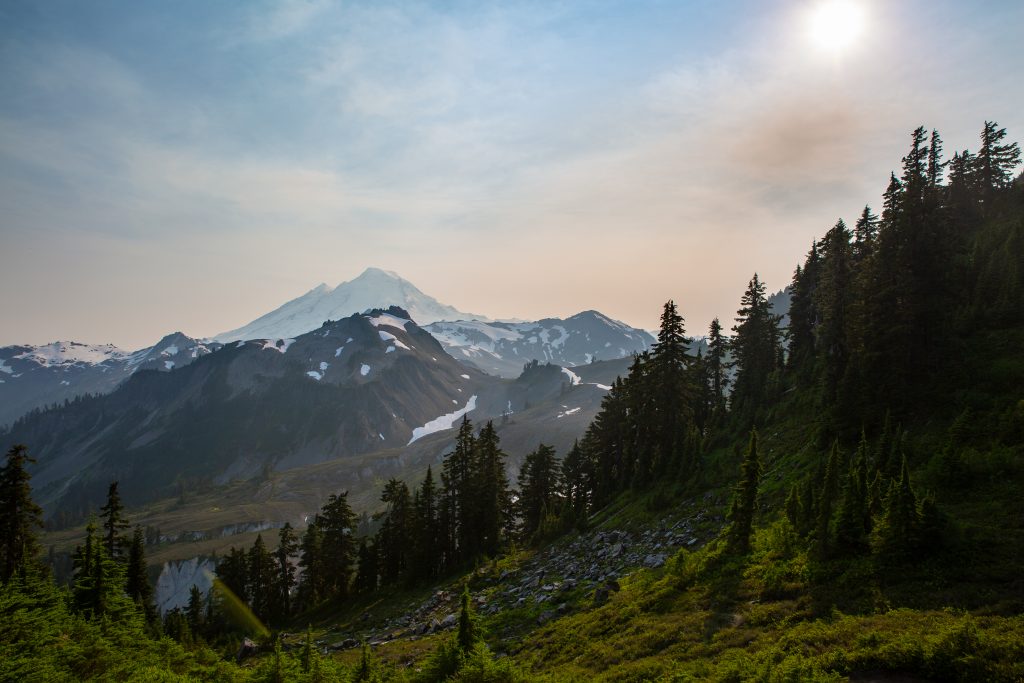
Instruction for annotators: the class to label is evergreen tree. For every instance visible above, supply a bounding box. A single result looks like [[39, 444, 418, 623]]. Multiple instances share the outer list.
[[216, 546, 250, 605], [726, 430, 761, 554], [927, 128, 946, 188], [274, 522, 298, 620], [731, 274, 782, 419], [125, 525, 156, 622], [0, 444, 44, 582], [834, 435, 871, 555], [411, 466, 440, 583], [247, 534, 276, 622], [517, 443, 562, 541], [186, 584, 205, 638], [975, 121, 1022, 199], [561, 439, 592, 526], [853, 205, 880, 262], [354, 537, 378, 594], [456, 585, 479, 653], [813, 442, 842, 559], [474, 421, 513, 557], [877, 457, 920, 561], [319, 492, 357, 599], [442, 417, 477, 565], [706, 317, 729, 413], [99, 481, 130, 562], [376, 479, 412, 585], [646, 300, 697, 479], [298, 521, 325, 608]]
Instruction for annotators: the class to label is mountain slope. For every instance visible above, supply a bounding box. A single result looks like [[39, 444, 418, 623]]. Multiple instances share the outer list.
[[0, 333, 219, 427], [425, 311, 654, 378], [5, 307, 500, 518], [215, 268, 485, 342]]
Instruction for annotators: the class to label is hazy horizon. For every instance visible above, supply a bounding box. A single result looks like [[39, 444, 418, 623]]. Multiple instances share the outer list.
[[2, 0, 1022, 349]]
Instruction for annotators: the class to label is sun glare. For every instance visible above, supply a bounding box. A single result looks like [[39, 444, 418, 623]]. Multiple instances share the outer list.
[[808, 0, 866, 54]]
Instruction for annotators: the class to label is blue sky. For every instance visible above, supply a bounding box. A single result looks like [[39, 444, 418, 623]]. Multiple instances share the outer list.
[[2, 0, 1022, 348]]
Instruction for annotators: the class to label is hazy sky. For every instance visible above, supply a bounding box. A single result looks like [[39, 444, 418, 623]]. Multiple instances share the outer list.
[[2, 0, 1022, 349]]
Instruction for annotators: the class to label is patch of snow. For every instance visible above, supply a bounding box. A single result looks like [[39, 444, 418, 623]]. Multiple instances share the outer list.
[[163, 344, 179, 356], [360, 364, 371, 376], [385, 346, 396, 353], [13, 341, 129, 367], [394, 340, 411, 351], [164, 360, 175, 370], [561, 366, 582, 386], [460, 373, 470, 379], [236, 341, 246, 348], [260, 338, 295, 354], [307, 371, 322, 381], [591, 383, 613, 391], [379, 433, 385, 441], [408, 395, 478, 445], [0, 360, 11, 375], [368, 313, 411, 330], [335, 346, 345, 357], [557, 407, 582, 418], [319, 361, 329, 371], [60, 380, 70, 386], [378, 330, 397, 342]]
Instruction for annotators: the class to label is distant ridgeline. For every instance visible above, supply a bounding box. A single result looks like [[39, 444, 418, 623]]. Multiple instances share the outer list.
[[1, 121, 1022, 681]]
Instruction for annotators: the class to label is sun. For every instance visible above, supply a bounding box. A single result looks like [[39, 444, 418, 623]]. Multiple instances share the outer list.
[[807, 0, 866, 54]]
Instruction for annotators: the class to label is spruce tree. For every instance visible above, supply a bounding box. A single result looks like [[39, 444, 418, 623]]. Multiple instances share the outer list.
[[517, 443, 562, 541], [298, 521, 324, 607], [125, 525, 156, 622], [411, 466, 440, 582], [731, 275, 782, 419], [560, 439, 592, 525], [0, 444, 44, 582], [319, 492, 357, 598], [354, 538, 378, 594], [706, 318, 729, 414], [474, 422, 513, 557], [813, 442, 841, 559], [647, 300, 696, 479], [274, 522, 298, 619], [442, 417, 477, 565], [186, 584, 205, 638], [975, 121, 1022, 199], [99, 481, 131, 562], [376, 479, 412, 585], [456, 585, 479, 653], [726, 430, 761, 554], [877, 457, 920, 561], [247, 534, 276, 622]]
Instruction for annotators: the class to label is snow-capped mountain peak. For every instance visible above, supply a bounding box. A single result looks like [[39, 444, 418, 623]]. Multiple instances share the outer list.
[[214, 268, 485, 342]]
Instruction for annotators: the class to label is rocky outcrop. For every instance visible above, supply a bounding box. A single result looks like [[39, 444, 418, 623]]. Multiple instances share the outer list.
[[155, 556, 216, 614]]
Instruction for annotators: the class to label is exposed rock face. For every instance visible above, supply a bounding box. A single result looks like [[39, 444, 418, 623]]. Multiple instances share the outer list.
[[155, 556, 216, 614]]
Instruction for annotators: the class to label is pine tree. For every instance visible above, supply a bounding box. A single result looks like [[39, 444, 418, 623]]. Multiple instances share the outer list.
[[248, 534, 276, 622], [0, 444, 44, 582], [706, 318, 729, 414], [274, 523, 298, 620], [99, 481, 131, 562], [726, 430, 761, 554], [813, 442, 842, 559], [456, 585, 479, 653], [376, 479, 412, 585], [646, 300, 697, 479], [517, 444, 562, 541], [186, 584, 205, 638], [560, 441, 592, 531], [853, 206, 880, 263], [319, 492, 357, 599], [834, 435, 871, 555], [975, 121, 1022, 199], [125, 525, 156, 622], [411, 466, 440, 582], [877, 457, 920, 561], [731, 275, 782, 419], [354, 538, 378, 594], [442, 417, 477, 565], [474, 422, 513, 557]]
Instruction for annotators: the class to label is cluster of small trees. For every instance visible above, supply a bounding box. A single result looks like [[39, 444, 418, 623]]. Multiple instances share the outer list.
[[781, 420, 945, 564]]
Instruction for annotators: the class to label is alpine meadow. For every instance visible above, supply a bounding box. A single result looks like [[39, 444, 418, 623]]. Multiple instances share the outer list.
[[2, 2, 1023, 682]]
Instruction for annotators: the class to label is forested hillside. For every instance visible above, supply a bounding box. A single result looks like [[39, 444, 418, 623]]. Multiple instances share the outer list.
[[2, 121, 1022, 681]]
